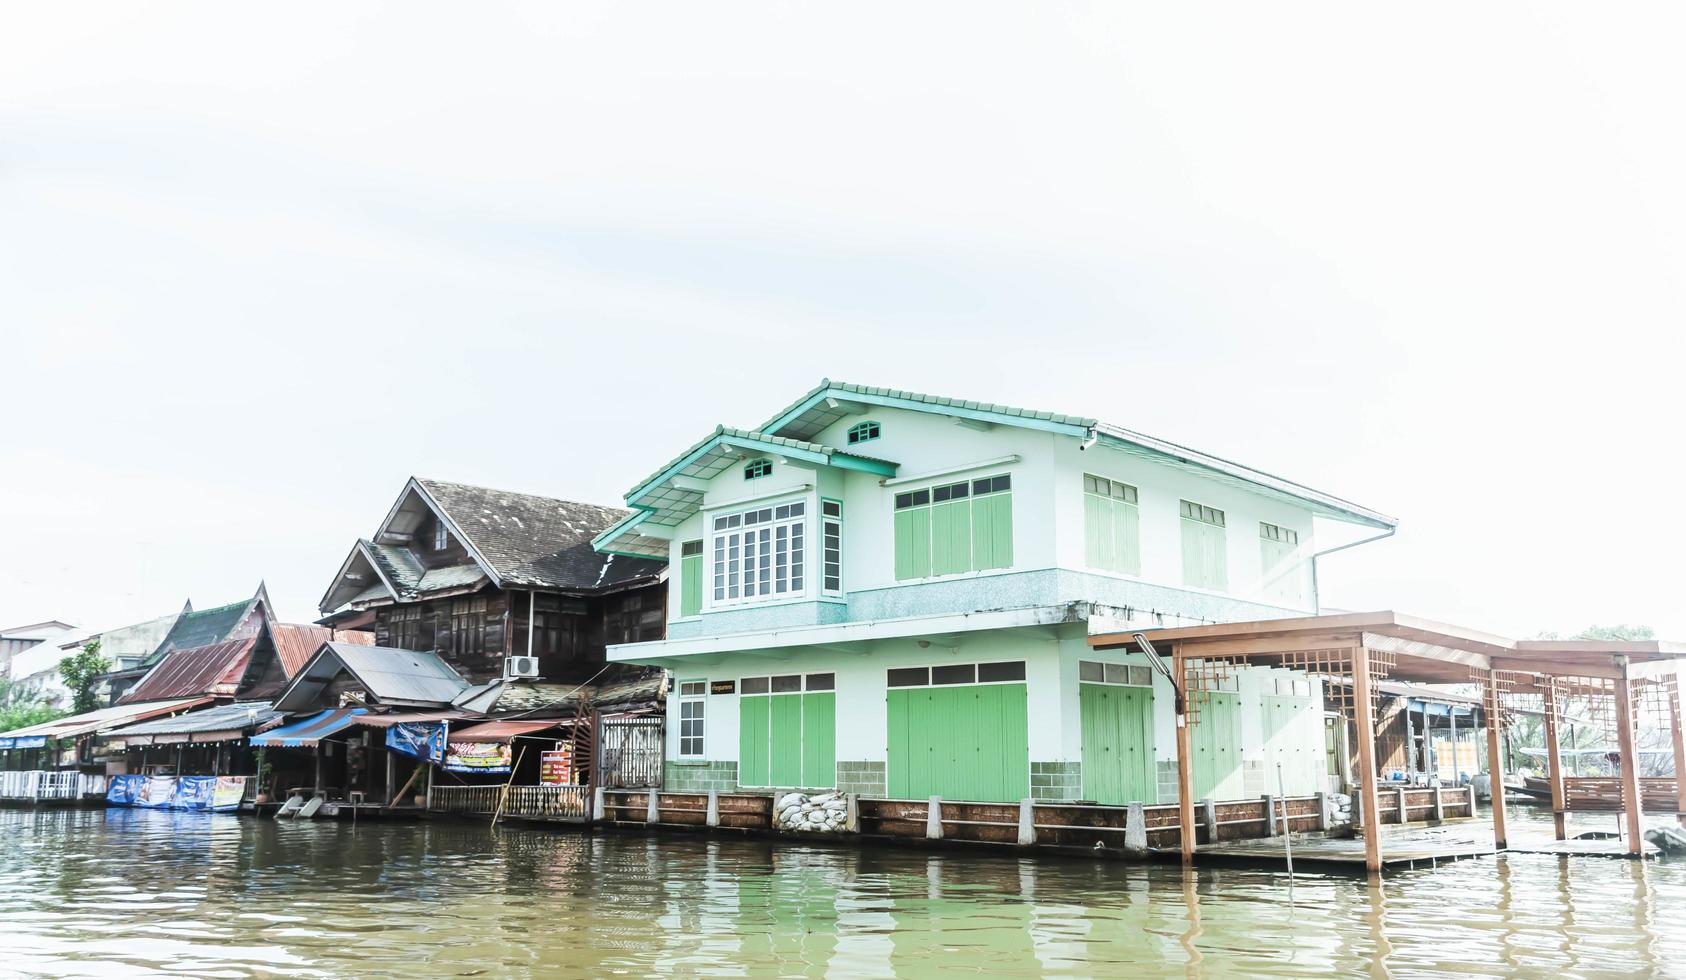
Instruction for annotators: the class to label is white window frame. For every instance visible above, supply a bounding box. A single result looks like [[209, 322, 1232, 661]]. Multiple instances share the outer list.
[[821, 498, 843, 596], [677, 679, 707, 758], [433, 522, 449, 550], [708, 497, 808, 609]]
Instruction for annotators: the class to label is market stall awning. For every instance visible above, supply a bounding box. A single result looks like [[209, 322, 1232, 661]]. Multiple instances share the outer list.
[[445, 719, 563, 742], [353, 710, 469, 728], [249, 708, 367, 747], [0, 697, 212, 747], [102, 701, 283, 745]]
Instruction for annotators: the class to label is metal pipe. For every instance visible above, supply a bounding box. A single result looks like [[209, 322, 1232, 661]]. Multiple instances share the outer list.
[[1308, 526, 1396, 613]]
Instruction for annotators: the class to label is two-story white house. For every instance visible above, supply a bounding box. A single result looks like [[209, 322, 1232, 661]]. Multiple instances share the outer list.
[[593, 381, 1396, 806]]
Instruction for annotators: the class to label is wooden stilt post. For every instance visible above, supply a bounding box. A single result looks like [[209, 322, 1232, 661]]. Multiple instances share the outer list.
[[1614, 658, 1644, 855], [1485, 668, 1509, 850], [1350, 646, 1384, 873], [1448, 709, 1460, 785], [1174, 643, 1197, 864], [1669, 674, 1686, 830], [1542, 679, 1568, 840]]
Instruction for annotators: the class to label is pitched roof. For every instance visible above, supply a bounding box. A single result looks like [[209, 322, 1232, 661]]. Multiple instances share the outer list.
[[272, 642, 469, 712], [142, 591, 267, 668], [272, 624, 374, 678], [414, 478, 662, 591], [117, 637, 261, 704], [0, 697, 212, 741], [451, 666, 664, 717], [101, 701, 284, 742]]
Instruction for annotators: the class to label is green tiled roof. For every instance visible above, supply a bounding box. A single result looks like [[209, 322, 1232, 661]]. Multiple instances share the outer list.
[[142, 599, 255, 667]]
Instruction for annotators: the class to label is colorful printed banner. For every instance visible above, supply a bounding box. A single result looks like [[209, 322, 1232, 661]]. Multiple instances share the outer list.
[[104, 774, 246, 811], [386, 723, 444, 763], [211, 777, 246, 812], [136, 776, 178, 808], [443, 741, 511, 773], [106, 774, 145, 805]]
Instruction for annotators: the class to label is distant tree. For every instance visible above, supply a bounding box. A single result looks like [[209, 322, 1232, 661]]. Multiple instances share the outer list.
[[0, 678, 64, 733], [58, 640, 112, 714]]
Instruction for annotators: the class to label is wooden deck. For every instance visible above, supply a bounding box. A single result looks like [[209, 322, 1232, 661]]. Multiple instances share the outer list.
[[1190, 820, 1658, 870]]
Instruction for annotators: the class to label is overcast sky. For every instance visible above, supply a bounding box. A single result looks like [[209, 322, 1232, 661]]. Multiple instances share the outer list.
[[3, 4, 1682, 641]]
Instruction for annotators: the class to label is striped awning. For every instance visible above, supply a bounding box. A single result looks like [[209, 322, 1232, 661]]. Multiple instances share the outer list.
[[444, 719, 563, 743], [249, 708, 368, 747]]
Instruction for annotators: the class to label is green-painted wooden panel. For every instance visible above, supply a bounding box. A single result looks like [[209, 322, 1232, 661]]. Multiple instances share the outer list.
[[802, 692, 836, 788], [886, 683, 1028, 802], [972, 494, 1013, 571], [1260, 539, 1299, 605], [894, 508, 931, 581], [1192, 692, 1243, 800], [1181, 520, 1226, 591], [930, 500, 971, 577], [1084, 493, 1113, 570], [680, 553, 702, 617], [739, 695, 771, 787], [1112, 500, 1141, 576], [770, 694, 804, 785], [1262, 695, 1320, 796], [1079, 683, 1155, 804]]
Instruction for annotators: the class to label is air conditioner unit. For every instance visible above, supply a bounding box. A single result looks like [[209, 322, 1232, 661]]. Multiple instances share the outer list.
[[504, 656, 540, 680]]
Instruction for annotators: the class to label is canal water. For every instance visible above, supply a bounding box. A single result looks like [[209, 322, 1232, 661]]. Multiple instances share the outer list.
[[0, 808, 1680, 977]]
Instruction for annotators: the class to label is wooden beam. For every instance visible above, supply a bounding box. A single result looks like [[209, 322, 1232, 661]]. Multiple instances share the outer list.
[[1157, 632, 1361, 660], [1614, 660, 1644, 855], [1174, 644, 1196, 864], [1491, 655, 1623, 680], [1486, 667, 1509, 850], [1351, 646, 1384, 874], [1542, 680, 1567, 840], [1670, 676, 1686, 830]]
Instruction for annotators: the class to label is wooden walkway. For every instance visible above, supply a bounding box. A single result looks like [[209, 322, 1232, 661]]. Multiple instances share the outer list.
[[1189, 820, 1658, 870]]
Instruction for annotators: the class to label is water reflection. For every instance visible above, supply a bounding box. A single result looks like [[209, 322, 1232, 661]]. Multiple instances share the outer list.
[[0, 809, 1681, 977]]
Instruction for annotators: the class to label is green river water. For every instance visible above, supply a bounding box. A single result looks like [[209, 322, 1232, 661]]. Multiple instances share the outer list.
[[0, 807, 1680, 977]]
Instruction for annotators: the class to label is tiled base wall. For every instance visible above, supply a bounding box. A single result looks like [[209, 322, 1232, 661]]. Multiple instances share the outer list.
[[836, 761, 886, 796], [1157, 761, 1180, 805], [1243, 760, 1266, 799], [664, 761, 739, 793], [1031, 761, 1081, 802]]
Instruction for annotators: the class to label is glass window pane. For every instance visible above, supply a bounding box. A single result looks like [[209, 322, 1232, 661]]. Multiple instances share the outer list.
[[1103, 662, 1129, 685], [931, 664, 975, 685], [1128, 665, 1151, 687], [772, 675, 802, 693], [740, 677, 769, 694], [887, 667, 928, 687], [977, 661, 1026, 682], [805, 673, 835, 691], [1079, 661, 1104, 683]]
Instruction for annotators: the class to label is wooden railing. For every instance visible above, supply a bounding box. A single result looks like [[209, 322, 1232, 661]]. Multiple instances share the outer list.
[[428, 784, 589, 822], [1360, 785, 1477, 825], [1563, 777, 1680, 812]]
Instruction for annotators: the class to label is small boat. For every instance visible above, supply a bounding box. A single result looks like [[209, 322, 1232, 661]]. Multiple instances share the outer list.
[[297, 796, 325, 819]]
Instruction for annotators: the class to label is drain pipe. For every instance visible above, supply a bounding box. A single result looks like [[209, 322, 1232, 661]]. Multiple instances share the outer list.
[[1308, 525, 1397, 613]]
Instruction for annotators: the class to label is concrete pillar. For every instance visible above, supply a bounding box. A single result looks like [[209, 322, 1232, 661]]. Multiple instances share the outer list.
[[1263, 795, 1278, 837], [1315, 791, 1331, 831], [645, 790, 659, 825], [846, 793, 859, 833], [1201, 798, 1218, 845], [926, 796, 943, 840], [1126, 802, 1147, 851], [1017, 798, 1036, 846], [706, 789, 720, 828], [592, 785, 605, 822], [1396, 786, 1408, 825]]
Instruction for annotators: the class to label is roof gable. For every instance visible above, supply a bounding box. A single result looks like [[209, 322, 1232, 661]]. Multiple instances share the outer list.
[[117, 636, 264, 704], [144, 587, 271, 667], [272, 641, 469, 712]]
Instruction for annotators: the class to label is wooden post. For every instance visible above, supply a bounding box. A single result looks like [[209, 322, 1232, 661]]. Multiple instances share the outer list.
[[1614, 659, 1644, 855], [1670, 675, 1686, 830], [1542, 679, 1568, 840], [1402, 705, 1416, 781], [1174, 644, 1197, 863], [1448, 709, 1461, 784], [1484, 668, 1509, 849], [313, 744, 323, 796], [1351, 646, 1384, 873]]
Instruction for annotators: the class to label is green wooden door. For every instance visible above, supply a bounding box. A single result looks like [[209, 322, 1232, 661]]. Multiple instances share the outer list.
[[740, 695, 771, 787], [1262, 695, 1319, 796], [1079, 684, 1155, 804], [680, 551, 703, 617], [769, 694, 804, 785], [802, 692, 836, 787], [887, 684, 1029, 802], [1192, 692, 1243, 801]]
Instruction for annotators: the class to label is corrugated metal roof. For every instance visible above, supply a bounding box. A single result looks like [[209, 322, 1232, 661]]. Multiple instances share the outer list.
[[446, 719, 562, 742], [330, 643, 468, 704], [272, 624, 374, 678], [118, 637, 259, 704], [250, 708, 367, 747], [0, 697, 212, 740], [102, 701, 282, 741], [353, 710, 469, 728]]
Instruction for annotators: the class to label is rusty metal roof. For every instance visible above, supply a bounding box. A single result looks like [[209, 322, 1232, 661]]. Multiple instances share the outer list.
[[272, 624, 374, 678], [118, 637, 260, 704]]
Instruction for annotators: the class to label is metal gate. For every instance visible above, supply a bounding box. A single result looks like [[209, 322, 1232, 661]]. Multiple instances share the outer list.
[[597, 717, 664, 788]]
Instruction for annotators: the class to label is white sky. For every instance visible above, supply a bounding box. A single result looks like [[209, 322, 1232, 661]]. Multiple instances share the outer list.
[[3, 4, 1683, 640]]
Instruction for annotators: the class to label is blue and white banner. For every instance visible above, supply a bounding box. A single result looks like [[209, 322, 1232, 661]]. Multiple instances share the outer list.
[[106, 774, 145, 805], [386, 722, 445, 763]]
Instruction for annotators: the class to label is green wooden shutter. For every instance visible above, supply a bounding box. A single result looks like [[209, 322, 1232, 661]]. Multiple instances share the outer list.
[[894, 507, 931, 581], [1181, 518, 1206, 587], [802, 692, 836, 788], [770, 694, 804, 785], [1084, 492, 1113, 570], [931, 499, 971, 576], [971, 493, 1012, 570], [680, 551, 702, 618], [886, 683, 1028, 802], [1113, 499, 1140, 576], [739, 695, 771, 787], [1192, 692, 1243, 800]]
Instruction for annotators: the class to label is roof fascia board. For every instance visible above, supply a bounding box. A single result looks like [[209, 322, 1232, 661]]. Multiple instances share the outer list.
[[765, 388, 1090, 439]]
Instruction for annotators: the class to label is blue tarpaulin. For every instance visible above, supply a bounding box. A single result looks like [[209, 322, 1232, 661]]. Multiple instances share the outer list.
[[249, 708, 368, 747]]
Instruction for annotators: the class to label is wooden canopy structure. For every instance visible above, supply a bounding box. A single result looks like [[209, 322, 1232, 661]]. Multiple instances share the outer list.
[[1091, 611, 1686, 872]]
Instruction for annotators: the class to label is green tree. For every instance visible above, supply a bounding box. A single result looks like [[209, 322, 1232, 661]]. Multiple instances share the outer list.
[[0, 678, 64, 733], [58, 640, 112, 714]]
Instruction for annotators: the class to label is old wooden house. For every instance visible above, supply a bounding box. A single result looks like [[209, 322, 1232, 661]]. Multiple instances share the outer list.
[[318, 478, 667, 687]]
